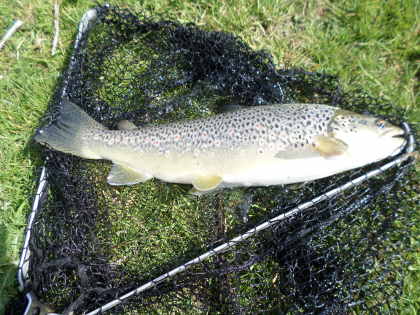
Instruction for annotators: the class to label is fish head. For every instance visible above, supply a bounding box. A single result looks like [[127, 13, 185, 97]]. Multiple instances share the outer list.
[[329, 110, 406, 162]]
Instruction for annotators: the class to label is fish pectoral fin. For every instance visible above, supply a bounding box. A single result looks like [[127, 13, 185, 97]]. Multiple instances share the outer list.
[[314, 135, 348, 157], [192, 175, 223, 191], [117, 120, 138, 130], [107, 164, 150, 186]]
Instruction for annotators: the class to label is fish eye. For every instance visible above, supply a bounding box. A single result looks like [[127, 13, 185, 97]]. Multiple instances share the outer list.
[[375, 119, 386, 129]]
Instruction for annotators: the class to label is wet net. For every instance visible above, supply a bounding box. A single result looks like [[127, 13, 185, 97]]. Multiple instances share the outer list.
[[18, 5, 418, 314]]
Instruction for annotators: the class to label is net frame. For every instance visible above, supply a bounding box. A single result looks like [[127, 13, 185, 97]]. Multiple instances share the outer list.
[[85, 132, 415, 315], [17, 8, 98, 315], [16, 5, 418, 314]]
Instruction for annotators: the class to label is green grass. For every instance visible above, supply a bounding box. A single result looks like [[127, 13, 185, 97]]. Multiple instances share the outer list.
[[0, 0, 418, 313]]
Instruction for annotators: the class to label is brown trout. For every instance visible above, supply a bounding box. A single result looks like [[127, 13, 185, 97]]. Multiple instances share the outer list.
[[34, 100, 406, 192]]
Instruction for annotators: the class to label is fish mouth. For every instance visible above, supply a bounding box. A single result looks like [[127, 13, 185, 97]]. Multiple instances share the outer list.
[[382, 127, 405, 139], [384, 127, 407, 156]]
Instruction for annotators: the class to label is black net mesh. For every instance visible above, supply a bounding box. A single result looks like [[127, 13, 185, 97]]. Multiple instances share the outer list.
[[26, 5, 418, 314]]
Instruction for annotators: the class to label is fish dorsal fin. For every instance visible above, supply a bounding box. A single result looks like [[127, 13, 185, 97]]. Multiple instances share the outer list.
[[107, 164, 150, 185], [220, 104, 243, 113], [192, 175, 223, 191], [314, 135, 348, 157], [117, 120, 138, 130]]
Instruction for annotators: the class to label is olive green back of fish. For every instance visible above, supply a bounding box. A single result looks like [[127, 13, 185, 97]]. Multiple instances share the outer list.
[[93, 104, 338, 156]]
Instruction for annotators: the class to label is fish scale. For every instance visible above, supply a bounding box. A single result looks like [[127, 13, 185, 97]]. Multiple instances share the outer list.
[[95, 104, 337, 154], [35, 101, 406, 192]]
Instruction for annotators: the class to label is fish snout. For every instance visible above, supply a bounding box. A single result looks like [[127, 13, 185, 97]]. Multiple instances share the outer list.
[[381, 126, 405, 139], [385, 127, 407, 156]]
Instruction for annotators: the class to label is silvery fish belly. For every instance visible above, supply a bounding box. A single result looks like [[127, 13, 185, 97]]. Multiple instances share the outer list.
[[34, 101, 406, 192]]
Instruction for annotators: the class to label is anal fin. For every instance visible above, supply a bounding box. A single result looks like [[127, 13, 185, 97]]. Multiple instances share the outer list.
[[192, 175, 222, 191], [107, 164, 150, 186]]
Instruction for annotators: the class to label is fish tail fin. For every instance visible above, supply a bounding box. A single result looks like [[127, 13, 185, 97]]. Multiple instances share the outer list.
[[34, 100, 106, 159]]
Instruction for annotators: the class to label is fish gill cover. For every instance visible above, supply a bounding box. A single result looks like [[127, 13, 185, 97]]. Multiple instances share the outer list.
[[22, 5, 417, 314]]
